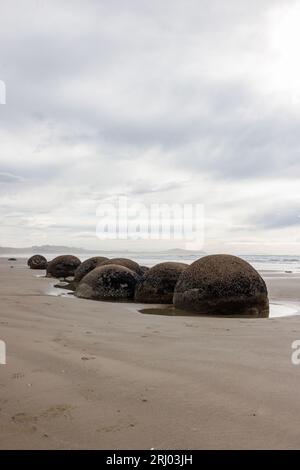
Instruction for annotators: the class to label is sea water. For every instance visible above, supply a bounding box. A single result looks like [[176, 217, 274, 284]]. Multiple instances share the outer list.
[[5, 252, 300, 274]]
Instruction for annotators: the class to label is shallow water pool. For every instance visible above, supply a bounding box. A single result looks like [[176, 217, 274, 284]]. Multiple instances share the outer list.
[[139, 302, 300, 319], [45, 283, 300, 319], [46, 286, 75, 298], [269, 302, 299, 318]]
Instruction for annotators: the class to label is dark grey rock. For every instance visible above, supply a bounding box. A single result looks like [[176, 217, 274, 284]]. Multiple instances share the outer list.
[[139, 266, 150, 277], [76, 264, 139, 301], [135, 262, 188, 304], [74, 256, 109, 283], [99, 258, 143, 275], [27, 254, 48, 270], [173, 254, 269, 317], [46, 255, 81, 279]]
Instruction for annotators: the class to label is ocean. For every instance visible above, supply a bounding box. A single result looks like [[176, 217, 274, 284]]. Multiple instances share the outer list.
[[3, 252, 300, 274]]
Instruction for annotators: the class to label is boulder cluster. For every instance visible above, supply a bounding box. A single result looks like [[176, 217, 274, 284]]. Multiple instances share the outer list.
[[28, 253, 269, 317]]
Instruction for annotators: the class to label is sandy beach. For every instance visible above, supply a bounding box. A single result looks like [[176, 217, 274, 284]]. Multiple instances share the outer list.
[[1, 258, 300, 449]]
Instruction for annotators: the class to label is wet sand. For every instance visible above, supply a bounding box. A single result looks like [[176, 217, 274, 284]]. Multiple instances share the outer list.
[[1, 258, 300, 449]]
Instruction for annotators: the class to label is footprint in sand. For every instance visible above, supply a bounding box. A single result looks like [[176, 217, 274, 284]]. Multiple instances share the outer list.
[[11, 372, 25, 380], [12, 404, 74, 425], [39, 404, 73, 419], [52, 337, 63, 343], [98, 422, 136, 433], [11, 412, 37, 424]]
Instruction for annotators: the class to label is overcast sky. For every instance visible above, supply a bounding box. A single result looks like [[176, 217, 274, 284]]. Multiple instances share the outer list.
[[1, 0, 300, 253]]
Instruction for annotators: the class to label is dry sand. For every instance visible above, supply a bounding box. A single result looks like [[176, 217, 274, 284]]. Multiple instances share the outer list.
[[1, 258, 300, 449]]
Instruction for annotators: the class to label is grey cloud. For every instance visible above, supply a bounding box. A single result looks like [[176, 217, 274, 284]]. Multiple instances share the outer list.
[[0, 0, 299, 248], [125, 179, 189, 196], [0, 172, 24, 183], [254, 206, 300, 229], [0, 0, 297, 181]]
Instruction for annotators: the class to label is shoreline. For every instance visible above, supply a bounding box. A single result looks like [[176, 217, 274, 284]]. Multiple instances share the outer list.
[[1, 258, 300, 449], [42, 266, 300, 320]]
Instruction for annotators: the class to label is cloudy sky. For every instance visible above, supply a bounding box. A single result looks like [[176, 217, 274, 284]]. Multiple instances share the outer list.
[[1, 0, 300, 253]]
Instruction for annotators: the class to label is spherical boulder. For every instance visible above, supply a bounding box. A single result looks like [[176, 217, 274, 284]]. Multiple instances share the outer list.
[[46, 255, 81, 279], [76, 264, 139, 301], [99, 258, 143, 275], [27, 254, 47, 270], [74, 256, 109, 284], [135, 262, 188, 304], [173, 254, 269, 317]]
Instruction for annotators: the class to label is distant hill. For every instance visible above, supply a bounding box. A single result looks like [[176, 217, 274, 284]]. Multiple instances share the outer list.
[[0, 245, 207, 255], [0, 245, 104, 254]]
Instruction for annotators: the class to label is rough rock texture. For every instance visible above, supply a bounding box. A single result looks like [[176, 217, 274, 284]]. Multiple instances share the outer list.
[[46, 255, 81, 279], [139, 266, 150, 277], [135, 262, 188, 304], [27, 254, 48, 270], [76, 264, 139, 301], [74, 256, 109, 284], [99, 258, 143, 275], [173, 254, 269, 317]]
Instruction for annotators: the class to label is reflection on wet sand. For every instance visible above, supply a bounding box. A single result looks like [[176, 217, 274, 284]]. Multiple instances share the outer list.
[[139, 302, 300, 319]]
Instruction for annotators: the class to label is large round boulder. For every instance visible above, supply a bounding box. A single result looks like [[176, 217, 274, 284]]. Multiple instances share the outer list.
[[135, 262, 188, 304], [99, 258, 143, 275], [46, 255, 81, 279], [76, 264, 139, 301], [27, 254, 47, 270], [173, 254, 269, 317], [74, 256, 109, 284]]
